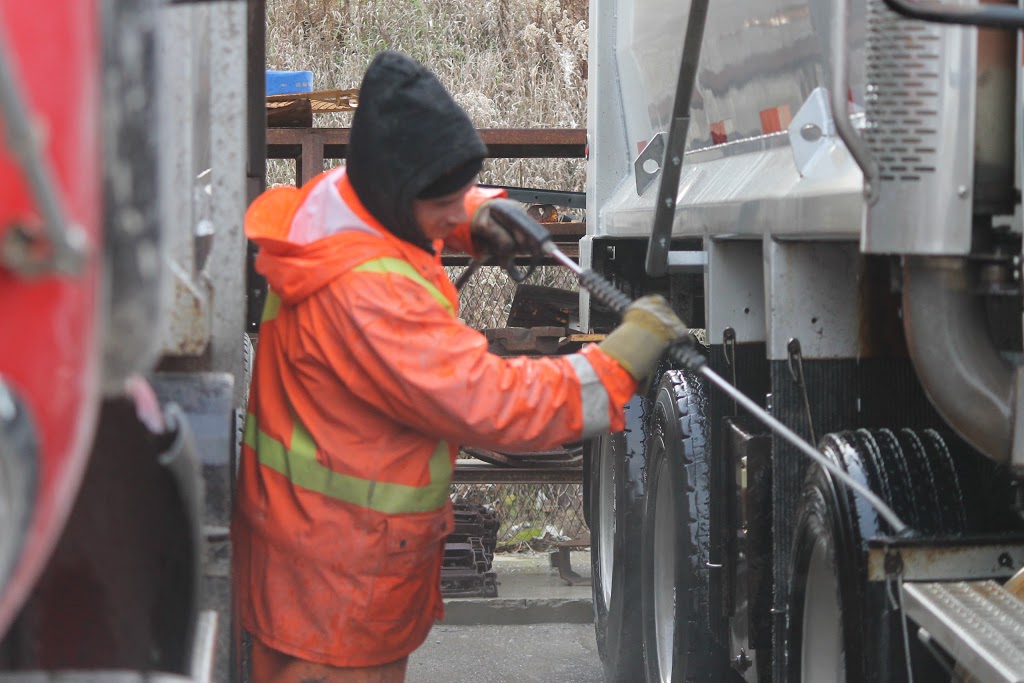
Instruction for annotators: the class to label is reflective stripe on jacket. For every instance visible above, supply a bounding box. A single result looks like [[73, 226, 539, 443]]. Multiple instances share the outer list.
[[232, 167, 636, 668]]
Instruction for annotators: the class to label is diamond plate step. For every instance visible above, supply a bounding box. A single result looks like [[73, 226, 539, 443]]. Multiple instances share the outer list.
[[902, 580, 1024, 683]]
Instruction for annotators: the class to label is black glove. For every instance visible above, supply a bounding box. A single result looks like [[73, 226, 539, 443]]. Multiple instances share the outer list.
[[469, 199, 521, 263]]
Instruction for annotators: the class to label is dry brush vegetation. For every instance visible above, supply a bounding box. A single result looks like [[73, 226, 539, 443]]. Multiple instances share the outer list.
[[267, 0, 587, 329], [266, 1, 592, 543], [266, 0, 589, 192]]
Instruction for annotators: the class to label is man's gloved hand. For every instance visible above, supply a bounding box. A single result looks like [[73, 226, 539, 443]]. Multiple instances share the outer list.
[[469, 199, 519, 263], [599, 295, 689, 383]]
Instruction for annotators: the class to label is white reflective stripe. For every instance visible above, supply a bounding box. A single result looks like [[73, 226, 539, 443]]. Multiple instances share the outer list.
[[288, 166, 380, 244], [566, 354, 610, 438]]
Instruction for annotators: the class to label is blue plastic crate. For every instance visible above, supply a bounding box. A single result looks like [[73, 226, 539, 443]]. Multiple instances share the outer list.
[[266, 70, 314, 96]]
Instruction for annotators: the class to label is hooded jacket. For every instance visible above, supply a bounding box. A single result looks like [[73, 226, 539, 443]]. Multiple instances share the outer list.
[[347, 50, 488, 251], [232, 52, 637, 670]]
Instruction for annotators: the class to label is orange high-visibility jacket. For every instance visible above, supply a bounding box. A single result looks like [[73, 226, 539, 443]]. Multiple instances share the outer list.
[[232, 166, 636, 668]]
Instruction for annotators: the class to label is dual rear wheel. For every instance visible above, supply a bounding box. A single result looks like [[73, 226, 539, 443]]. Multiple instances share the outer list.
[[640, 370, 722, 683], [787, 429, 973, 682], [589, 394, 648, 682], [590, 376, 979, 682], [589, 370, 722, 683]]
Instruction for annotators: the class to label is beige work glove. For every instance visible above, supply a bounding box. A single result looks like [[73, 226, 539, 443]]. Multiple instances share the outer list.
[[599, 295, 689, 383], [469, 199, 519, 263]]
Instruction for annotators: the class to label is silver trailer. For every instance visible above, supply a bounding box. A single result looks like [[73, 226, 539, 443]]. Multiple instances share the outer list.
[[583, 0, 1024, 680]]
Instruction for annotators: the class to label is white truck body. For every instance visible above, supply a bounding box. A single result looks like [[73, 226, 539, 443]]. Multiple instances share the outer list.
[[582, 1, 1024, 681]]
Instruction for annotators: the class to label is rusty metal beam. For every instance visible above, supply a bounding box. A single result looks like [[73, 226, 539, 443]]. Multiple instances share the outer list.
[[296, 129, 325, 186], [441, 255, 580, 268], [267, 127, 586, 168], [483, 327, 565, 356], [441, 250, 579, 267], [539, 222, 586, 237], [475, 128, 586, 158]]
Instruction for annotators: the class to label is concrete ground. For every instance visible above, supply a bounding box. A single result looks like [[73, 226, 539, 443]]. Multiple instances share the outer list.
[[442, 549, 594, 626], [407, 624, 602, 683], [205, 548, 599, 682], [407, 549, 602, 683]]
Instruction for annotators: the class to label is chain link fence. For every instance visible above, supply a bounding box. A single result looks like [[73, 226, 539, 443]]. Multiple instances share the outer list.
[[449, 264, 588, 548], [445, 263, 578, 329], [451, 483, 587, 550]]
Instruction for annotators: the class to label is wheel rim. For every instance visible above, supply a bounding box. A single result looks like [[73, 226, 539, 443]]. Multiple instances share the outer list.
[[598, 436, 616, 607], [653, 453, 677, 682], [801, 537, 845, 682]]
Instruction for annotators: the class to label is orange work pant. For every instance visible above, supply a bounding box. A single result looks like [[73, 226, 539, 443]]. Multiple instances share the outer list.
[[251, 637, 409, 683]]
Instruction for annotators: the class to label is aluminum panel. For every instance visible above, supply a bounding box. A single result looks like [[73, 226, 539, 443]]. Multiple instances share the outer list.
[[765, 240, 861, 360], [705, 239, 766, 344], [862, 0, 977, 254], [591, 0, 866, 243], [599, 141, 865, 240], [903, 581, 1024, 683], [619, 0, 859, 153]]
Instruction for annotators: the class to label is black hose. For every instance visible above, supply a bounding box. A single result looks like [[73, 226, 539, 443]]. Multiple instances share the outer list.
[[577, 269, 632, 314]]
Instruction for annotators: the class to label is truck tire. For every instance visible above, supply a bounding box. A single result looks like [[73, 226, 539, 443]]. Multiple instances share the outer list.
[[640, 370, 723, 682], [787, 429, 967, 682], [590, 393, 650, 682]]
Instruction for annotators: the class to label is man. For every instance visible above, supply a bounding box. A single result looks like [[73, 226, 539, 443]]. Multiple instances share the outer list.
[[232, 51, 689, 682]]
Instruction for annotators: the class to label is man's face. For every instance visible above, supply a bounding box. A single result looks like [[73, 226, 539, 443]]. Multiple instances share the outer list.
[[413, 180, 475, 241]]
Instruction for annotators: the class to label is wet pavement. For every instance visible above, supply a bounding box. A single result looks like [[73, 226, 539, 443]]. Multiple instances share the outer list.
[[407, 623, 602, 683], [442, 549, 593, 626], [408, 550, 602, 683]]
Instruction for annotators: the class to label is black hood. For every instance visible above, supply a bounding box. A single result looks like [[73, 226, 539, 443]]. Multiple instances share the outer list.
[[347, 51, 488, 252]]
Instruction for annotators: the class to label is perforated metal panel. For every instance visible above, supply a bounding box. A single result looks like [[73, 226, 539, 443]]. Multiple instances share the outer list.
[[862, 0, 977, 255], [866, 16, 941, 183]]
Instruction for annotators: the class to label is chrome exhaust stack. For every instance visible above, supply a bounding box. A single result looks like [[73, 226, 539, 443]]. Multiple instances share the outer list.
[[901, 256, 1023, 466]]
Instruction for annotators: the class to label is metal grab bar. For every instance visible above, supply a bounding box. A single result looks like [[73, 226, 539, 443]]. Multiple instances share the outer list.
[[644, 0, 710, 278], [832, 0, 880, 203], [883, 0, 1024, 29]]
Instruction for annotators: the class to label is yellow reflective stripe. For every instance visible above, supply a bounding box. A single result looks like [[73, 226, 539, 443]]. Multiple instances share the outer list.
[[262, 290, 281, 323], [353, 257, 454, 316], [245, 413, 451, 513], [244, 413, 258, 449]]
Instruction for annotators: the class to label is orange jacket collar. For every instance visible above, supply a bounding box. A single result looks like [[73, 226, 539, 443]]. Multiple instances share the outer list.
[[245, 169, 440, 305]]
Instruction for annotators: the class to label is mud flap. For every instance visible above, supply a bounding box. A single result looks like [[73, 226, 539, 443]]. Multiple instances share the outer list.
[[0, 396, 205, 675]]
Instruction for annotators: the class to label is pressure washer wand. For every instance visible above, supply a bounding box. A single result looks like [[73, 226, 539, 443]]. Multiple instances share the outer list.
[[486, 201, 909, 535]]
